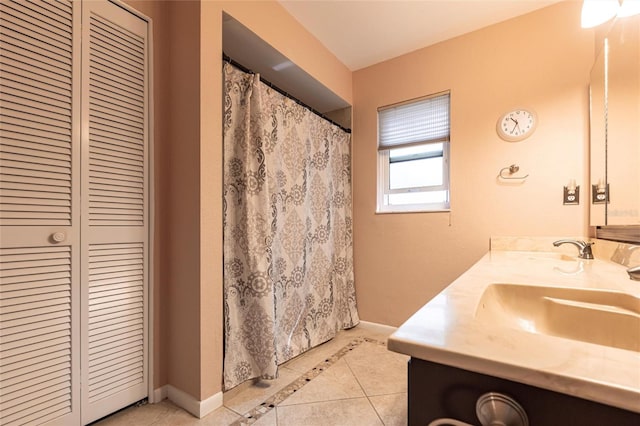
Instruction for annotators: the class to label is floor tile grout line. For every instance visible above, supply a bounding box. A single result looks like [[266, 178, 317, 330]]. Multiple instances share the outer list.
[[277, 395, 372, 408], [342, 346, 387, 426], [274, 403, 279, 425], [224, 405, 246, 418], [365, 392, 389, 426], [228, 336, 384, 425]]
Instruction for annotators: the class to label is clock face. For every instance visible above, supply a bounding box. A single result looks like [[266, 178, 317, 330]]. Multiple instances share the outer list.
[[497, 109, 537, 141]]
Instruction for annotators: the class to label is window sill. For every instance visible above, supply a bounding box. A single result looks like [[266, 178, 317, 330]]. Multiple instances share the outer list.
[[376, 207, 451, 215]]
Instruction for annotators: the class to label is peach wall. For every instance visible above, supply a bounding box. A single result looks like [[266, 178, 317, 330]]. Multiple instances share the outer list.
[[352, 2, 595, 326], [200, 0, 222, 400], [123, 0, 170, 393], [126, 0, 211, 401], [164, 0, 205, 399]]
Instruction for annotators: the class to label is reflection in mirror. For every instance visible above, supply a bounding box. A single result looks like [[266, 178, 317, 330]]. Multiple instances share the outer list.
[[589, 39, 607, 226], [606, 15, 640, 225], [589, 14, 640, 242]]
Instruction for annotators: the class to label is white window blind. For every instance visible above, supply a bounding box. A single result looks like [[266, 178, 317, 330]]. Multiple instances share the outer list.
[[378, 91, 450, 150]]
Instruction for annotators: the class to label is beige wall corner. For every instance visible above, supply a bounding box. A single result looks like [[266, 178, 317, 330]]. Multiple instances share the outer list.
[[167, 385, 223, 418], [164, 0, 203, 400], [122, 0, 171, 396], [200, 0, 224, 401]]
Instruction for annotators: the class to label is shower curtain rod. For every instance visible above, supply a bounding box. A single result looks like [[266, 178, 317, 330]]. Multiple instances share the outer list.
[[223, 53, 351, 134]]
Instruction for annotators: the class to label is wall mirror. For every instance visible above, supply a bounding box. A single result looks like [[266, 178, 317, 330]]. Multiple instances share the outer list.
[[589, 40, 607, 226], [589, 14, 640, 242]]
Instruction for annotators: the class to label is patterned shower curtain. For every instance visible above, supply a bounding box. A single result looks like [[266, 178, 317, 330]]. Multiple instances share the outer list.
[[222, 63, 359, 390]]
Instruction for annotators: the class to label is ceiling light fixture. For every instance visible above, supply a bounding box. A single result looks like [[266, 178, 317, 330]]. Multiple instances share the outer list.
[[618, 0, 640, 17], [581, 0, 619, 28]]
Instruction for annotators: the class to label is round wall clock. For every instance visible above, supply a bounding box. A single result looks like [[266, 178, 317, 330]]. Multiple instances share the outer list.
[[496, 108, 537, 142]]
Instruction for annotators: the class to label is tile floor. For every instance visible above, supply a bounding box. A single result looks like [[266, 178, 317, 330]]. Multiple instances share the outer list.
[[94, 326, 409, 426]]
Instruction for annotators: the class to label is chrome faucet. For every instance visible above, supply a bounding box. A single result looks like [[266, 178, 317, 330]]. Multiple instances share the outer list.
[[552, 239, 594, 259], [628, 265, 640, 281]]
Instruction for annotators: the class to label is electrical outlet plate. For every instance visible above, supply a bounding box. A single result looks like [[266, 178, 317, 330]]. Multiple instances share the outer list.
[[563, 185, 579, 205], [592, 184, 610, 204]]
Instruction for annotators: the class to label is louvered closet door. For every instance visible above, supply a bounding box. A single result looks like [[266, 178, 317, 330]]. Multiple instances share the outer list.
[[0, 0, 81, 425], [80, 1, 149, 424]]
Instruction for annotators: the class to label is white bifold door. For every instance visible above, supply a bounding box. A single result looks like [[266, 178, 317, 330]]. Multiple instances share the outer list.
[[0, 1, 150, 424]]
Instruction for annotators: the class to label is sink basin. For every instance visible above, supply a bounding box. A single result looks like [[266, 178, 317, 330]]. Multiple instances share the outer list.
[[476, 284, 640, 352]]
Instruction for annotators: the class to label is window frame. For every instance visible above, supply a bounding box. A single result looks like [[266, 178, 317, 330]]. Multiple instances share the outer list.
[[376, 92, 451, 213]]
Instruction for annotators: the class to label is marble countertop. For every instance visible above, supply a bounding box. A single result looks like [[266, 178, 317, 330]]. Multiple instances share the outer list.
[[387, 237, 640, 413]]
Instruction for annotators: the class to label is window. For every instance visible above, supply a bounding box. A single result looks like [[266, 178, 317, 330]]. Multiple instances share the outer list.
[[377, 91, 450, 212]]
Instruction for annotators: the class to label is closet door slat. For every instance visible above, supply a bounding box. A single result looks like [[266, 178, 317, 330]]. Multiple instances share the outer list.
[[0, 245, 73, 425], [86, 243, 144, 403], [0, 0, 73, 228]]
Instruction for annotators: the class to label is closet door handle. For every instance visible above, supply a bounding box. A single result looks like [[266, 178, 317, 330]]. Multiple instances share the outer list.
[[51, 232, 66, 243]]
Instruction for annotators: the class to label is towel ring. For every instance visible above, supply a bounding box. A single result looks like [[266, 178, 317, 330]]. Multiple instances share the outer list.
[[498, 164, 528, 180]]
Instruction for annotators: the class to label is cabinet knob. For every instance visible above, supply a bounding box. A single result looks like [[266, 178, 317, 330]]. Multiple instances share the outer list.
[[51, 232, 66, 243]]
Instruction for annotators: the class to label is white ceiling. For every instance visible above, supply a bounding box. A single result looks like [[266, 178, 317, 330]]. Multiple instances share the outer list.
[[278, 0, 564, 71]]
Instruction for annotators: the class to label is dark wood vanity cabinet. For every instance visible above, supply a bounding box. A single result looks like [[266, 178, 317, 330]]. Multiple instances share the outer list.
[[408, 357, 640, 425]]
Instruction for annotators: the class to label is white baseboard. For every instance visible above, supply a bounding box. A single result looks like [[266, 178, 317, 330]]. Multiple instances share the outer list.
[[357, 320, 397, 336], [199, 389, 224, 418], [152, 385, 168, 403], [166, 385, 223, 419]]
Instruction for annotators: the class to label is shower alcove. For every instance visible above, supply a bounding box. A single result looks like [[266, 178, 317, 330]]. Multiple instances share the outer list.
[[222, 13, 356, 390]]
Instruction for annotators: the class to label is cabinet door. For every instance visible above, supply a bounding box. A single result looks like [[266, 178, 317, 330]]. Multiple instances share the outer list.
[[80, 1, 149, 424], [0, 0, 81, 424]]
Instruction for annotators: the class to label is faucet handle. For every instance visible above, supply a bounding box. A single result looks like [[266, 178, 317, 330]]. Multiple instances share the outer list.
[[581, 241, 594, 259], [628, 265, 640, 281]]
